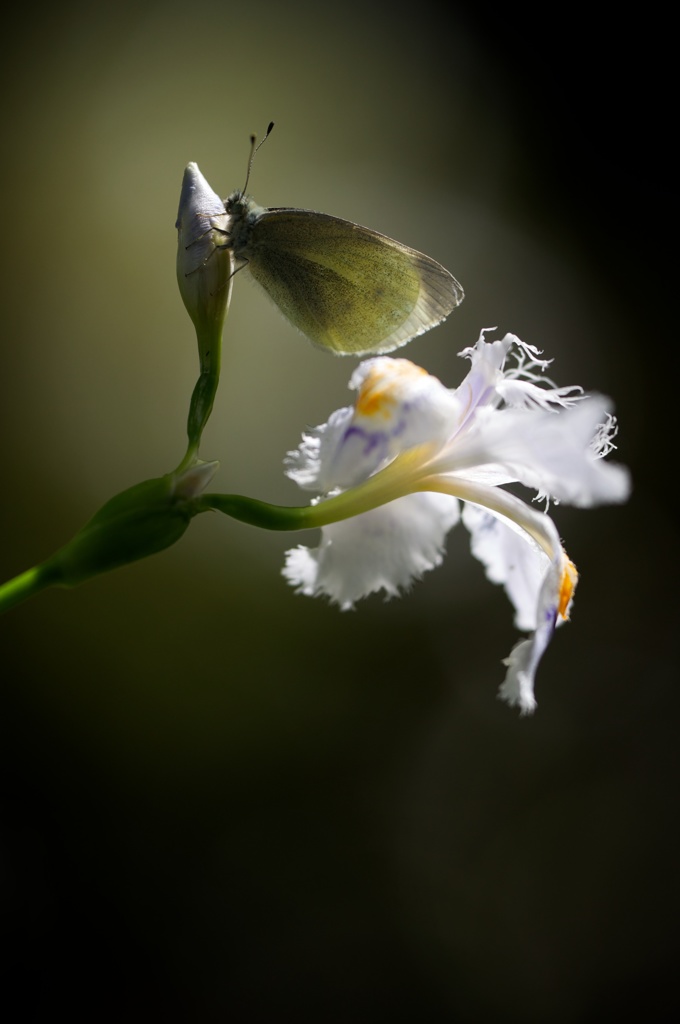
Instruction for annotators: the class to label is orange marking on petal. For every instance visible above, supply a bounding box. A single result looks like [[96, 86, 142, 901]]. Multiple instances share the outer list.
[[356, 361, 428, 419], [558, 558, 579, 619]]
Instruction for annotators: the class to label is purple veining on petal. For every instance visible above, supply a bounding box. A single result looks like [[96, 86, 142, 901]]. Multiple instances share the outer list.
[[342, 425, 388, 459]]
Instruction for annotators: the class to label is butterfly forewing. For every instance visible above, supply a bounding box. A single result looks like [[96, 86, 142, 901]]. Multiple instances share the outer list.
[[245, 210, 462, 355]]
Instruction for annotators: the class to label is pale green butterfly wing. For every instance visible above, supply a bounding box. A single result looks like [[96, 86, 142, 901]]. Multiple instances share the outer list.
[[244, 209, 463, 355]]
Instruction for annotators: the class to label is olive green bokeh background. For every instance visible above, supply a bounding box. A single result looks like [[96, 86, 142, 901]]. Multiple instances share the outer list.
[[1, 2, 675, 1019]]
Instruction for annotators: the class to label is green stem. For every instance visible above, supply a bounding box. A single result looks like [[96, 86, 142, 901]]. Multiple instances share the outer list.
[[198, 448, 439, 531], [0, 563, 60, 615], [200, 494, 316, 531], [177, 269, 229, 472], [180, 362, 221, 470]]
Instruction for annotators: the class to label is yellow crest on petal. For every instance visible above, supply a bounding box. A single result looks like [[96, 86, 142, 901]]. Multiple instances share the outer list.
[[355, 360, 429, 420]]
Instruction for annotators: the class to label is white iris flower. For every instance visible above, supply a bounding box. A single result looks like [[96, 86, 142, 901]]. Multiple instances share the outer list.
[[283, 332, 631, 713]]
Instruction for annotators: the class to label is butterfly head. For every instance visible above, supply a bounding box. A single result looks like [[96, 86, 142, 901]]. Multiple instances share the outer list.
[[224, 191, 267, 261]]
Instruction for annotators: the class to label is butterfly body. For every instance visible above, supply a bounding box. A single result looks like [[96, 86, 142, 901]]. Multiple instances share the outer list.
[[222, 189, 463, 356]]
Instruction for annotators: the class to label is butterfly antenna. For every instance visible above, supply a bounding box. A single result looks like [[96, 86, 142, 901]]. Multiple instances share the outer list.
[[242, 121, 275, 195]]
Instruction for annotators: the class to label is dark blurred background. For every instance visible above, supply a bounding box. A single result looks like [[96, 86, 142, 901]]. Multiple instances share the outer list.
[[1, 2, 675, 1019]]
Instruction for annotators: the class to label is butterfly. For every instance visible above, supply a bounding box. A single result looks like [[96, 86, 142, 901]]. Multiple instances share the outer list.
[[217, 124, 464, 356]]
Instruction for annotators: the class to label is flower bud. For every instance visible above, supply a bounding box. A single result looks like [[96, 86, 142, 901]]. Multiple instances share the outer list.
[[176, 162, 233, 340]]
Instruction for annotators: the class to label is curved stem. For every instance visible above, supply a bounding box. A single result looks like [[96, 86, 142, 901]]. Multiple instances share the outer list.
[[200, 449, 561, 566]]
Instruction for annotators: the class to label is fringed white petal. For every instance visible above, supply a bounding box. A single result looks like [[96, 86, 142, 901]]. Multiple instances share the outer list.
[[283, 493, 459, 609]]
